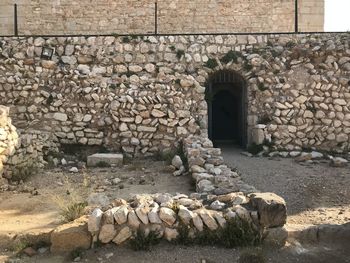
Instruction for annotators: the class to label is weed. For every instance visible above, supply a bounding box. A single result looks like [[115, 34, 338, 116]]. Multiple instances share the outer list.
[[12, 239, 31, 253], [218, 218, 261, 248], [257, 83, 268, 91], [130, 35, 139, 40], [176, 49, 185, 59], [221, 50, 241, 64], [51, 176, 89, 222], [204, 58, 218, 69], [194, 228, 219, 246], [194, 218, 261, 248], [11, 162, 39, 182], [130, 229, 161, 251], [286, 41, 296, 48], [258, 115, 271, 124], [175, 79, 181, 85], [122, 36, 130, 43], [267, 40, 274, 47], [109, 83, 117, 90], [174, 222, 192, 245], [170, 201, 180, 214], [306, 103, 316, 113], [156, 149, 177, 164], [169, 45, 176, 51], [243, 62, 253, 71], [95, 161, 111, 167], [70, 247, 84, 260], [177, 140, 188, 170], [247, 143, 264, 155], [59, 202, 87, 223]]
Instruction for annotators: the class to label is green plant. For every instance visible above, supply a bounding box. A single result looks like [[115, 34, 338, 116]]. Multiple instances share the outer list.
[[59, 202, 87, 223], [170, 201, 180, 214], [258, 115, 271, 124], [52, 176, 89, 222], [194, 218, 261, 248], [176, 49, 185, 59], [239, 247, 266, 263], [11, 162, 39, 182], [70, 247, 84, 260], [129, 229, 161, 251], [177, 140, 188, 171], [174, 222, 192, 245], [286, 41, 297, 48], [122, 36, 130, 43], [95, 161, 111, 167], [305, 102, 316, 113], [262, 139, 274, 148], [156, 148, 177, 163], [204, 58, 218, 69], [247, 143, 264, 155], [12, 239, 31, 253], [169, 45, 176, 51], [109, 83, 117, 90], [243, 62, 253, 71], [257, 83, 268, 91], [221, 50, 241, 64], [218, 218, 261, 248]]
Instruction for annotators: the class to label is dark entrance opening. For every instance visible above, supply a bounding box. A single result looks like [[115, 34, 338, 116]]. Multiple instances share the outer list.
[[206, 70, 247, 147]]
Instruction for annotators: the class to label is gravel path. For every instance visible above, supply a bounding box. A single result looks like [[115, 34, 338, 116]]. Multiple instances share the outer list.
[[2, 242, 350, 263], [221, 146, 350, 225]]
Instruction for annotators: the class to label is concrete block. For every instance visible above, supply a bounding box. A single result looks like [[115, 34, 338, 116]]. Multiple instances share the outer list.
[[87, 153, 123, 167]]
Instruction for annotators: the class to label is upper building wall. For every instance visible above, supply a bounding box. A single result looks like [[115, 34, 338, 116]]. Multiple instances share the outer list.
[[0, 0, 324, 35]]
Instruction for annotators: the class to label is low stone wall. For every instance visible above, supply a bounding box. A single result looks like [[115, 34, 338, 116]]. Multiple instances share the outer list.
[[82, 191, 286, 251], [183, 135, 257, 195], [4, 129, 59, 176]]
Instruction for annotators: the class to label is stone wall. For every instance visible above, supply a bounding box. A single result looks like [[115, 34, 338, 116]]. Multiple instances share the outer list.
[[299, 0, 324, 32], [83, 191, 286, 249], [0, 33, 349, 155], [0, 105, 58, 188], [0, 0, 324, 35], [0, 106, 18, 187]]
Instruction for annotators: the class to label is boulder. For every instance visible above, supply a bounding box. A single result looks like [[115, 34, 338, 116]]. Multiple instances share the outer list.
[[99, 224, 117, 243], [51, 216, 91, 253], [159, 207, 176, 226], [87, 153, 123, 167], [112, 226, 132, 245], [248, 193, 287, 228], [88, 208, 103, 233], [171, 155, 183, 169]]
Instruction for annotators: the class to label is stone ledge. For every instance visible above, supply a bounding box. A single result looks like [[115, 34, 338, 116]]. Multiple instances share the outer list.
[[87, 153, 124, 167]]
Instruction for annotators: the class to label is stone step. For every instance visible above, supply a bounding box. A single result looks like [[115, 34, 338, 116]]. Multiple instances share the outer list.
[[87, 153, 123, 167]]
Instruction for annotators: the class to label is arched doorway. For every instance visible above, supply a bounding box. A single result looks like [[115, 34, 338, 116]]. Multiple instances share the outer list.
[[206, 70, 247, 147]]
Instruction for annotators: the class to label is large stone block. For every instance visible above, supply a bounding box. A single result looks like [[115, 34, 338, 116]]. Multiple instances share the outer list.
[[50, 216, 91, 253], [87, 153, 123, 167], [248, 192, 287, 228]]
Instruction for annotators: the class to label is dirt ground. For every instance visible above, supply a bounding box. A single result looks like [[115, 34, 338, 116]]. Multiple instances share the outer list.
[[0, 159, 192, 248], [1, 241, 350, 263], [1, 148, 350, 262], [221, 146, 350, 226]]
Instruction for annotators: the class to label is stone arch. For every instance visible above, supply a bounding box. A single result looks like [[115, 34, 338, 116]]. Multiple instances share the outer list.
[[205, 70, 248, 147]]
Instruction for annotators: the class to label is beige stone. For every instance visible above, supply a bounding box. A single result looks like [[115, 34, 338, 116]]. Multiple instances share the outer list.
[[51, 216, 91, 253]]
